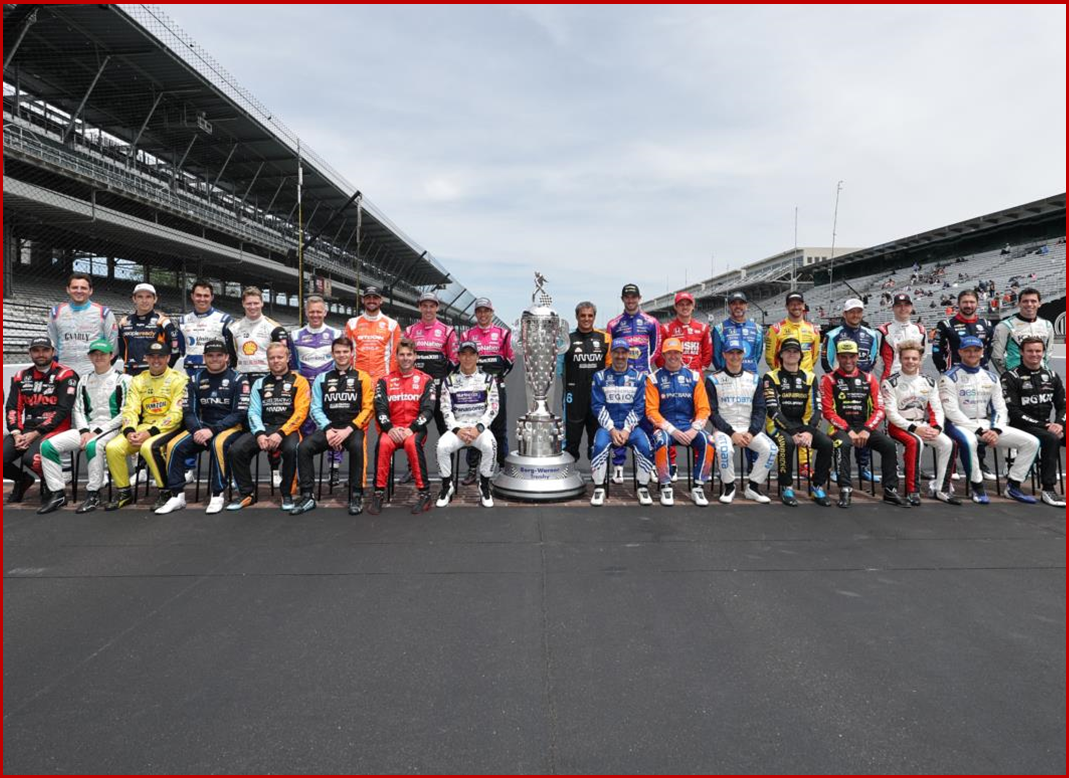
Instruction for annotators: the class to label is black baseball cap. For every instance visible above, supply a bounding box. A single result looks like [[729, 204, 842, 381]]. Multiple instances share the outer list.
[[785, 292, 805, 304], [203, 339, 227, 354], [621, 283, 641, 297], [893, 293, 912, 305], [28, 336, 54, 350], [778, 337, 803, 354], [362, 286, 383, 298], [146, 341, 171, 356]]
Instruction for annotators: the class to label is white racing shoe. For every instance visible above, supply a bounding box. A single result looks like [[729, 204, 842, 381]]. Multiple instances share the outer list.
[[205, 495, 226, 514], [635, 486, 653, 506], [719, 483, 736, 504], [590, 487, 606, 507], [611, 465, 624, 485], [271, 469, 283, 489], [690, 485, 708, 506], [155, 492, 187, 515], [1041, 490, 1066, 507], [743, 483, 771, 504], [659, 486, 674, 506]]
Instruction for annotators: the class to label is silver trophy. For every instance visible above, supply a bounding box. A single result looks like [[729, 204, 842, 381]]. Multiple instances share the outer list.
[[493, 273, 585, 501]]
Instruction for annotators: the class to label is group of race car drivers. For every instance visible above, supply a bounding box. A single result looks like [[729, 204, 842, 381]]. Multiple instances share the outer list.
[[5, 272, 1064, 515]]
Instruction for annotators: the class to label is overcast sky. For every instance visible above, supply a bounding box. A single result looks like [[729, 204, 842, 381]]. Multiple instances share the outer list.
[[166, 4, 1065, 324]]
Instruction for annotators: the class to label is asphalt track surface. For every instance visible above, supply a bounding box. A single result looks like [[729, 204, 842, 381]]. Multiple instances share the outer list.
[[3, 496, 1065, 774], [4, 351, 1067, 773]]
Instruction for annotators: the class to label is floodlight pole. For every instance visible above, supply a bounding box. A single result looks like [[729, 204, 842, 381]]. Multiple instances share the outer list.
[[829, 180, 844, 286]]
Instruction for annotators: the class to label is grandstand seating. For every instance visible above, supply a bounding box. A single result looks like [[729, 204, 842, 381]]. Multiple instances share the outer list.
[[701, 238, 1066, 329]]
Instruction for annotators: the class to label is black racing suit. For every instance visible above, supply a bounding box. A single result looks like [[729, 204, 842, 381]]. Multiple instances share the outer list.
[[820, 368, 898, 491], [4, 360, 78, 487], [298, 367, 374, 499], [1001, 365, 1066, 490], [231, 371, 309, 499], [930, 314, 996, 373], [559, 328, 611, 463], [761, 366, 833, 488], [117, 310, 184, 375]]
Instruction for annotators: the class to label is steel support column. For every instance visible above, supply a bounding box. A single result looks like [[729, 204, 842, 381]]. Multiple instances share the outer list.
[[62, 55, 111, 143]]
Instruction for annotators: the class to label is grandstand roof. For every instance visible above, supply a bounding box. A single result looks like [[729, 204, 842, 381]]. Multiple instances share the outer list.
[[2, 3, 449, 288], [815, 193, 1066, 272]]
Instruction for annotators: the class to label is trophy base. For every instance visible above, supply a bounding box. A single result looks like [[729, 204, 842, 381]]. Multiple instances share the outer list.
[[492, 452, 586, 502]]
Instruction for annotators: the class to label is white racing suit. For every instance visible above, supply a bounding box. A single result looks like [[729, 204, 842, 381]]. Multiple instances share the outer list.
[[706, 369, 777, 487], [40, 366, 131, 493], [881, 371, 953, 496], [437, 369, 500, 479], [938, 364, 1039, 486]]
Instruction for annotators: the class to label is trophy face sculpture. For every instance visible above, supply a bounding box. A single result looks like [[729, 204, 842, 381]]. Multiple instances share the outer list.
[[493, 273, 586, 501]]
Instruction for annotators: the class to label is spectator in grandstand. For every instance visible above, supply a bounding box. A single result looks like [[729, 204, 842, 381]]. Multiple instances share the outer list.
[[931, 289, 996, 373], [460, 298, 514, 483], [39, 339, 130, 515], [877, 293, 927, 380], [939, 337, 1040, 505], [154, 340, 249, 516], [291, 294, 345, 483], [47, 272, 118, 378], [1000, 336, 1065, 508], [116, 283, 184, 376], [882, 341, 957, 507], [820, 340, 906, 509], [104, 342, 188, 511], [765, 291, 820, 373], [559, 301, 611, 468], [761, 338, 833, 507], [4, 337, 78, 506], [646, 338, 714, 507], [291, 337, 374, 517], [991, 287, 1055, 374], [711, 291, 760, 373], [178, 280, 234, 377], [435, 341, 500, 509], [588, 340, 655, 507], [706, 338, 776, 505], [367, 338, 437, 516], [227, 343, 309, 513]]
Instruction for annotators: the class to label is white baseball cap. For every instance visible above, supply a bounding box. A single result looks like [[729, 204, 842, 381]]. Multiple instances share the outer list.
[[133, 283, 157, 296], [843, 298, 864, 312]]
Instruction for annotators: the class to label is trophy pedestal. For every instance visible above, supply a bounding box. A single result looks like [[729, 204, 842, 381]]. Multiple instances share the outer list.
[[493, 452, 585, 502], [492, 413, 585, 501]]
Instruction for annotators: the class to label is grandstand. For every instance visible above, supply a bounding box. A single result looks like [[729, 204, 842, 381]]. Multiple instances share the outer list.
[[3, 4, 493, 359], [647, 194, 1066, 331]]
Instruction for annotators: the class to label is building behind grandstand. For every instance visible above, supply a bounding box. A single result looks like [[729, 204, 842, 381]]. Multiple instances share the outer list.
[[3, 4, 495, 361]]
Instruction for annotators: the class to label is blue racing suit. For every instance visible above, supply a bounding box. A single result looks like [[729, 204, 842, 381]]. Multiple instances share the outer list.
[[711, 318, 764, 374], [589, 367, 653, 486]]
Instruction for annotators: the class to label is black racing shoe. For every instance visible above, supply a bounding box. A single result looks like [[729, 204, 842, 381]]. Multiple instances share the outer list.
[[883, 487, 909, 507], [9, 472, 36, 503], [76, 491, 102, 514], [367, 490, 384, 516], [479, 476, 494, 508], [280, 494, 296, 512], [780, 487, 799, 507], [151, 490, 172, 512], [436, 480, 455, 508], [105, 488, 134, 511], [811, 486, 832, 507], [412, 490, 432, 514], [289, 494, 316, 516], [906, 492, 922, 507], [328, 470, 342, 489], [837, 487, 852, 509], [348, 493, 364, 516], [461, 469, 479, 487], [37, 490, 67, 515]]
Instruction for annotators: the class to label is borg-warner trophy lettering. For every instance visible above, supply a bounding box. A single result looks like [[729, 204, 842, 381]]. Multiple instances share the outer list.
[[493, 273, 586, 500]]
